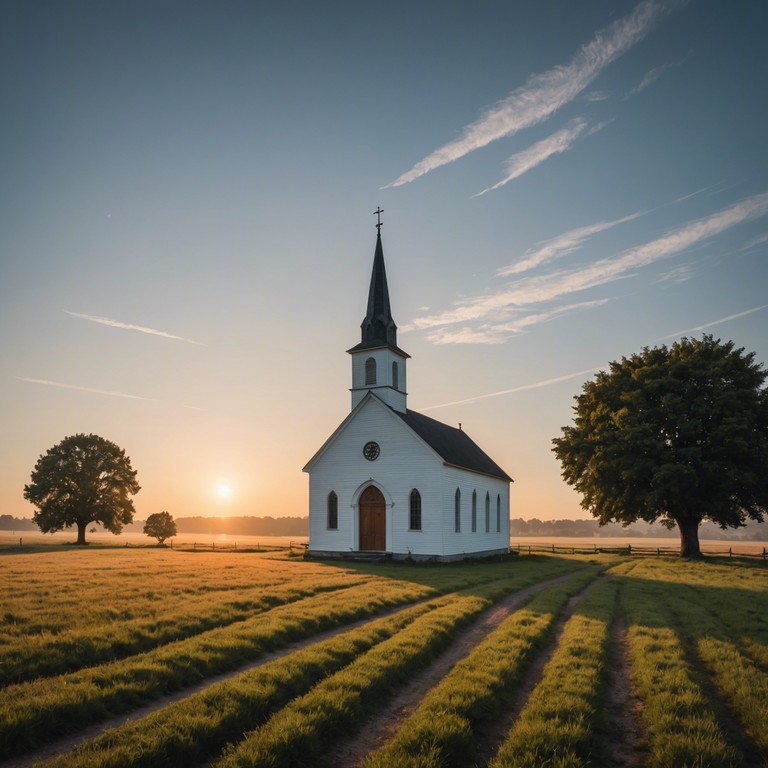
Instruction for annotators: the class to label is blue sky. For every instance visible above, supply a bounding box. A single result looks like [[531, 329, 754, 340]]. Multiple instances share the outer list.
[[2, 0, 767, 522]]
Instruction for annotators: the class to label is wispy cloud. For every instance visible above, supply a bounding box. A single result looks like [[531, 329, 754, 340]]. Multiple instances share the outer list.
[[623, 56, 686, 100], [658, 304, 768, 340], [16, 376, 206, 410], [742, 232, 768, 250], [422, 300, 610, 345], [410, 190, 768, 340], [384, 0, 675, 188], [474, 119, 591, 196], [420, 367, 600, 410], [671, 183, 724, 205], [656, 263, 695, 283], [498, 211, 644, 277], [16, 377, 155, 401], [65, 311, 202, 345]]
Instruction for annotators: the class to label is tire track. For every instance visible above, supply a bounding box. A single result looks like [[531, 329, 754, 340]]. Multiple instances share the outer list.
[[600, 615, 647, 767], [326, 570, 590, 768], [472, 576, 600, 767]]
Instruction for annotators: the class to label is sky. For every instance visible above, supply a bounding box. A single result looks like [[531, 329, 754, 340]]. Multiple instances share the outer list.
[[2, 0, 767, 524]]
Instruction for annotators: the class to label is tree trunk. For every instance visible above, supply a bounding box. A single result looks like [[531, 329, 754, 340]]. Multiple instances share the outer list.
[[76, 521, 87, 545], [677, 517, 702, 558]]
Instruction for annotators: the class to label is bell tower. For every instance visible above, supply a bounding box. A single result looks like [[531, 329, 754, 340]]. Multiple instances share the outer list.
[[347, 208, 409, 413]]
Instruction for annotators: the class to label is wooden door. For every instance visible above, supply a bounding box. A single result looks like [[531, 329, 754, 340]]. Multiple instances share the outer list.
[[359, 485, 386, 551]]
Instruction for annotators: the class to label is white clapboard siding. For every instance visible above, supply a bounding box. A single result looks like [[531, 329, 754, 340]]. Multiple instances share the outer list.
[[439, 465, 510, 557], [307, 395, 510, 558]]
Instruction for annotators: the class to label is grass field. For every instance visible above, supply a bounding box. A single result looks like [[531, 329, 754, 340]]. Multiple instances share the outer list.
[[1, 547, 766, 767]]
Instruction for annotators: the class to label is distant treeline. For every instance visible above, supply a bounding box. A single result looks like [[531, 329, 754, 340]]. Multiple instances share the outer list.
[[0, 514, 309, 536], [511, 517, 767, 541], [0, 515, 37, 531], [126, 516, 309, 536], [4, 514, 764, 540]]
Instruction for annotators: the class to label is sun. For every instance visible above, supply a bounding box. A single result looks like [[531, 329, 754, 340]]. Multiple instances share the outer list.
[[217, 484, 232, 499]]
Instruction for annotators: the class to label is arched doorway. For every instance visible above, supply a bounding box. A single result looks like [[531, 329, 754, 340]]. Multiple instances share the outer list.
[[359, 485, 386, 551]]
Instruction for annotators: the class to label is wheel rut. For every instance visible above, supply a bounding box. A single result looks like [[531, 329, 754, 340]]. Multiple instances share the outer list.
[[325, 570, 588, 768], [471, 577, 599, 767], [599, 615, 646, 768]]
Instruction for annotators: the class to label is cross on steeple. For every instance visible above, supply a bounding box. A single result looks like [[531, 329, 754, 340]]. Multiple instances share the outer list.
[[373, 206, 384, 234]]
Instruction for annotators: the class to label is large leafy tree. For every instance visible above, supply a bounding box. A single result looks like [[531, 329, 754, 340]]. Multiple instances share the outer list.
[[552, 336, 768, 557], [144, 511, 177, 545], [24, 434, 140, 545]]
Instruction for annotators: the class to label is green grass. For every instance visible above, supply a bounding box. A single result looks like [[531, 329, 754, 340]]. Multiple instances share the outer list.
[[363, 565, 605, 768], [629, 560, 768, 762], [488, 571, 622, 767], [0, 550, 368, 683], [34, 565, 588, 767], [620, 566, 742, 768], [0, 551, 587, 761], [0, 579, 432, 759], [40, 598, 439, 768], [6, 549, 766, 767], [0, 577, 366, 685], [213, 589, 503, 768]]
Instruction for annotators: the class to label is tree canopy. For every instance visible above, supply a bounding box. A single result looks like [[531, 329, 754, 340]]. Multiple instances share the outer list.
[[552, 336, 768, 557], [144, 511, 177, 545], [24, 434, 140, 545]]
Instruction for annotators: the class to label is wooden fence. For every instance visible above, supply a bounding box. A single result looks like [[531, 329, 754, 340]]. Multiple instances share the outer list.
[[4, 536, 764, 561], [512, 542, 768, 560], [182, 540, 307, 552], [5, 538, 309, 553]]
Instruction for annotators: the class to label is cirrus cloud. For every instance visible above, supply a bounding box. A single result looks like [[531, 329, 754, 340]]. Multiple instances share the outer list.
[[384, 0, 678, 189]]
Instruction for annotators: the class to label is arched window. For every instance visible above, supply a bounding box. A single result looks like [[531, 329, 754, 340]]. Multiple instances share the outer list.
[[392, 361, 399, 390], [327, 491, 338, 530], [485, 492, 490, 532], [471, 490, 477, 532], [365, 357, 376, 385], [454, 488, 461, 532], [409, 489, 422, 531], [496, 494, 501, 532]]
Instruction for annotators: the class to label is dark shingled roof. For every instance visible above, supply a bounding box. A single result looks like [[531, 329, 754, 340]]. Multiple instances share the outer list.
[[396, 408, 512, 482]]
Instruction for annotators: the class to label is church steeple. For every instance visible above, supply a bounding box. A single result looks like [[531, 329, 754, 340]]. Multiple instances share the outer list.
[[347, 209, 409, 413], [360, 232, 398, 350]]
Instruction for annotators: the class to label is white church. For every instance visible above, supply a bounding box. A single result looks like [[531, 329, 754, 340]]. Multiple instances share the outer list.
[[303, 215, 512, 560]]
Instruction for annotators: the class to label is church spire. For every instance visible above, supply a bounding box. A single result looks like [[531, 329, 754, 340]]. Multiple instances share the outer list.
[[361, 228, 397, 349], [348, 207, 407, 356]]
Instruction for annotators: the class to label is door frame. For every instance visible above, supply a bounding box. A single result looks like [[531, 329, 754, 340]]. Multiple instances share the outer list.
[[353, 482, 389, 552]]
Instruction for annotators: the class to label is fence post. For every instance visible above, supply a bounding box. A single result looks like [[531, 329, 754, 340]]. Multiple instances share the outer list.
[[628, 544, 632, 555], [729, 547, 732, 558], [19, 537, 22, 548], [528, 545, 531, 555], [552, 544, 555, 553], [194, 542, 196, 550]]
